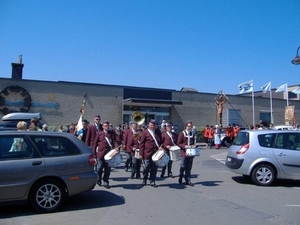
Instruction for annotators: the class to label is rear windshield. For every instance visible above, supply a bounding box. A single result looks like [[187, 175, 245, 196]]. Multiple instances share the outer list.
[[233, 132, 249, 145]]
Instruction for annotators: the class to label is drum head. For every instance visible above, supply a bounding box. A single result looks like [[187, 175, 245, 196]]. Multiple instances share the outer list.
[[170, 146, 180, 151], [104, 149, 116, 160], [152, 150, 164, 161]]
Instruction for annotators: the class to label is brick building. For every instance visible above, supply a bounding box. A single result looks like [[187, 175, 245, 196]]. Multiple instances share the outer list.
[[0, 62, 298, 131]]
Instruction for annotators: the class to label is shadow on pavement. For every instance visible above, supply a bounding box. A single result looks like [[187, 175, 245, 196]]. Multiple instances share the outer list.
[[0, 190, 125, 218], [231, 176, 300, 187]]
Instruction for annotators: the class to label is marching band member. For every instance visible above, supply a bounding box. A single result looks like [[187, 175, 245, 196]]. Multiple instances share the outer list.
[[123, 121, 136, 172], [139, 119, 161, 188], [93, 120, 119, 189], [177, 120, 196, 186], [160, 122, 177, 178], [85, 115, 102, 147], [129, 129, 142, 179]]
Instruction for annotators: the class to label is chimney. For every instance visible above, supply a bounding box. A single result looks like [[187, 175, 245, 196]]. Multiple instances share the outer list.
[[11, 54, 24, 80]]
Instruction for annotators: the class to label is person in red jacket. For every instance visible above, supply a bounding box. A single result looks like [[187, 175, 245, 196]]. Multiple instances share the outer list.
[[160, 122, 178, 178], [85, 115, 102, 147], [208, 126, 215, 149], [129, 129, 142, 179], [177, 120, 196, 186], [139, 119, 161, 188], [93, 120, 119, 189], [202, 125, 209, 143], [123, 121, 137, 172]]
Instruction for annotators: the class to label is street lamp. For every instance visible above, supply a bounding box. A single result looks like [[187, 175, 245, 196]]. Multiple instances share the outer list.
[[291, 46, 300, 65]]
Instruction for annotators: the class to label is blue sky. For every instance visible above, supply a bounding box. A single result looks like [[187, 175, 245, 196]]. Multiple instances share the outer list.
[[0, 1, 299, 95]]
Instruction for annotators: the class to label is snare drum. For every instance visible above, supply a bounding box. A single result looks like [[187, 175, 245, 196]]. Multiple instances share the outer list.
[[134, 149, 140, 159], [152, 150, 170, 167], [169, 146, 181, 161], [104, 149, 123, 167], [185, 147, 200, 157]]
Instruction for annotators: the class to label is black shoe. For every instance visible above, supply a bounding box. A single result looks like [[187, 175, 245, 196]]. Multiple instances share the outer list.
[[136, 176, 142, 180], [97, 180, 101, 186], [141, 179, 147, 186], [168, 173, 175, 178], [178, 177, 182, 184], [185, 181, 194, 186], [125, 167, 128, 172], [130, 175, 134, 179], [103, 183, 110, 189], [150, 183, 158, 188], [160, 174, 165, 178]]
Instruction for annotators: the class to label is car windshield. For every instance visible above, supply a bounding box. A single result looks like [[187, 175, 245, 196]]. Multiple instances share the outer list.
[[233, 132, 249, 145]]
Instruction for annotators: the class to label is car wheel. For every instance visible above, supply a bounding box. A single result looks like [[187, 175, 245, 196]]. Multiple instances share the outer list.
[[29, 179, 67, 213], [251, 164, 275, 186]]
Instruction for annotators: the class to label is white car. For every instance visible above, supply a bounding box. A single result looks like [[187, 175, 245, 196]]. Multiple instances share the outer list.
[[226, 130, 300, 186], [274, 125, 293, 130]]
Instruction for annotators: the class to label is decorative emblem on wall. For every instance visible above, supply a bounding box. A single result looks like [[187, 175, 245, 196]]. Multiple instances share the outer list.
[[0, 85, 31, 114]]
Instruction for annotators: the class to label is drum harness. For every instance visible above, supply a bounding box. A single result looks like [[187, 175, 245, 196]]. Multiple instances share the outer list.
[[183, 130, 194, 147], [166, 131, 176, 146]]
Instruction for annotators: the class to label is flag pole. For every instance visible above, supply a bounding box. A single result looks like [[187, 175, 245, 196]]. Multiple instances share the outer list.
[[252, 81, 255, 126], [286, 84, 289, 107], [270, 83, 273, 124]]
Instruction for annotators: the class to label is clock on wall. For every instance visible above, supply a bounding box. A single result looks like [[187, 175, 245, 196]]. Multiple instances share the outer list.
[[0, 85, 31, 114]]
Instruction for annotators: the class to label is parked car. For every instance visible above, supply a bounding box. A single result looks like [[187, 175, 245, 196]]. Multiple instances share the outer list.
[[225, 130, 300, 186], [0, 131, 97, 212]]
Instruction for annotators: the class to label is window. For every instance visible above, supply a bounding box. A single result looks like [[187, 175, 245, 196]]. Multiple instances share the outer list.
[[30, 136, 80, 157], [258, 134, 275, 147], [0, 135, 33, 160], [274, 133, 300, 150], [233, 132, 249, 145]]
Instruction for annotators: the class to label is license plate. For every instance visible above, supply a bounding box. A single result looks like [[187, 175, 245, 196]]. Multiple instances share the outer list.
[[227, 157, 232, 162]]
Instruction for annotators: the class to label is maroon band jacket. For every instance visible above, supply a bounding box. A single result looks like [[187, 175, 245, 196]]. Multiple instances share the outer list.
[[93, 130, 119, 159]]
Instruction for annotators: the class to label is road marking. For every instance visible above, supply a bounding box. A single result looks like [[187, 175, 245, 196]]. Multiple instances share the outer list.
[[211, 152, 227, 164], [286, 205, 300, 207]]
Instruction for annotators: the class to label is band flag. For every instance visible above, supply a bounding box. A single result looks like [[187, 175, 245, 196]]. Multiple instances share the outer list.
[[261, 82, 271, 93], [275, 83, 287, 93], [238, 80, 253, 94]]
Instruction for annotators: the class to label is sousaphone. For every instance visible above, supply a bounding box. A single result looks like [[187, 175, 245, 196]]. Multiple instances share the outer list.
[[131, 111, 145, 125]]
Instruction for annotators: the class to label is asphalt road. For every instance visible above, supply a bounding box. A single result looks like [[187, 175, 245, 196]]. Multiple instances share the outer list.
[[1, 147, 300, 225]]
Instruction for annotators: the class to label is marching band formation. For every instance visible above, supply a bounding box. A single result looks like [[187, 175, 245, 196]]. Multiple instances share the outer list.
[[77, 114, 201, 189]]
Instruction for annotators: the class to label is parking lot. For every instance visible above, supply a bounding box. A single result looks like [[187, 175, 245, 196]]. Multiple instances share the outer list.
[[1, 147, 299, 225]]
